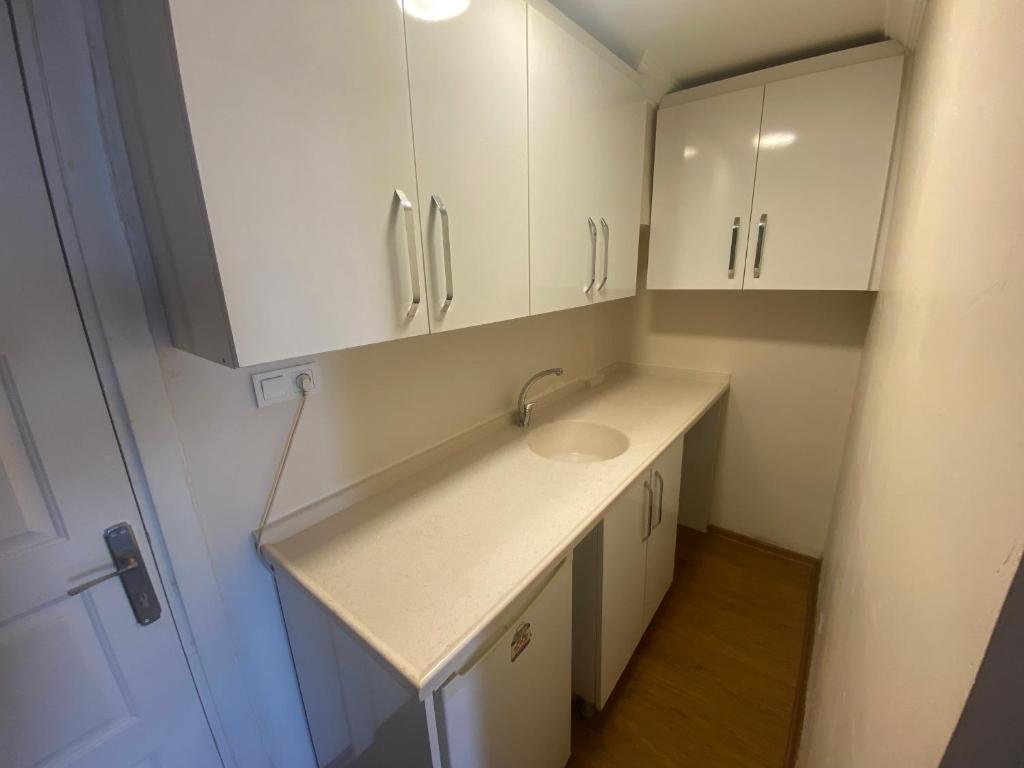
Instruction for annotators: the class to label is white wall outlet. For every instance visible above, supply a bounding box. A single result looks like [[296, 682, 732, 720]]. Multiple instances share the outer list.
[[252, 362, 321, 408]]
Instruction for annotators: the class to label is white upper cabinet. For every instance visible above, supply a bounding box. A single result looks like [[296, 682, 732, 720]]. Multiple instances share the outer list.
[[528, 5, 647, 315], [745, 57, 903, 290], [648, 45, 903, 293], [405, 0, 530, 332], [592, 64, 647, 304], [165, 0, 428, 366], [110, 0, 647, 366], [648, 86, 764, 290]]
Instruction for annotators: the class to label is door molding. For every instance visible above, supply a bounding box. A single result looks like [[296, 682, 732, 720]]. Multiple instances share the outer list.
[[9, 1, 268, 765]]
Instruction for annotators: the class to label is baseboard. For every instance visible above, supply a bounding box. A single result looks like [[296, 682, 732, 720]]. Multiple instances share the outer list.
[[706, 525, 820, 566], [785, 557, 820, 767]]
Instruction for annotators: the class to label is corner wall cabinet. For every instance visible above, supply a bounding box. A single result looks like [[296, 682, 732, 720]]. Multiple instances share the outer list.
[[527, 5, 647, 315], [573, 436, 685, 708], [648, 45, 904, 292], [103, 0, 646, 368]]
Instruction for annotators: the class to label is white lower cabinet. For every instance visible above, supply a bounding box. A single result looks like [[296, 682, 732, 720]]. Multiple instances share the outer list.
[[573, 436, 685, 708], [643, 439, 685, 630], [437, 557, 572, 768]]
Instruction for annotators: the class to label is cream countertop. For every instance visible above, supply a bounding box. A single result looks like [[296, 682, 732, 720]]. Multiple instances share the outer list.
[[264, 365, 728, 696]]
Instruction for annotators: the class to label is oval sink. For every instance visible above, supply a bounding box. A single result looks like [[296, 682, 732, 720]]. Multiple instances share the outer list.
[[526, 420, 629, 463]]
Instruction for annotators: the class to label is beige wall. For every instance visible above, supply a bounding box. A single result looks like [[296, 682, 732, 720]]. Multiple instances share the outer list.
[[156, 300, 632, 764], [799, 1, 1024, 765], [629, 242, 874, 556]]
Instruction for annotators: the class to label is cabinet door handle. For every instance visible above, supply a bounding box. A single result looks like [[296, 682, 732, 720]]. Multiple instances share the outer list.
[[431, 194, 454, 313], [642, 479, 653, 541], [752, 213, 767, 278], [396, 189, 421, 318], [727, 216, 741, 279], [653, 470, 665, 529], [598, 217, 609, 291], [584, 217, 597, 294]]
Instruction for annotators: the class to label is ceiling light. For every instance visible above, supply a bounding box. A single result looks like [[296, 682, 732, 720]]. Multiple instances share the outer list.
[[403, 0, 471, 22]]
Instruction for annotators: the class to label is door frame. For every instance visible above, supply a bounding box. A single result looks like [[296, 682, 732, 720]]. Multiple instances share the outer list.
[[9, 2, 267, 766]]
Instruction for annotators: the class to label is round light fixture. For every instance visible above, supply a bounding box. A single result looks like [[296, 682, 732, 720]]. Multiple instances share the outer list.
[[403, 0, 471, 22]]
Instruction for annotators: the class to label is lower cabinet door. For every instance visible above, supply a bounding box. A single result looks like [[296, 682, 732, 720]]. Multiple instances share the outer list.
[[437, 557, 572, 768], [643, 437, 685, 630], [596, 476, 649, 708]]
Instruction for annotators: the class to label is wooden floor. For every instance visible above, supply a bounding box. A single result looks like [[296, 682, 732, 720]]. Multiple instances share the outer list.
[[568, 527, 819, 768]]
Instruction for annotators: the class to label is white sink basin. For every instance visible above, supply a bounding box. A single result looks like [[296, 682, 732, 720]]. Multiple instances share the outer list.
[[526, 420, 629, 463]]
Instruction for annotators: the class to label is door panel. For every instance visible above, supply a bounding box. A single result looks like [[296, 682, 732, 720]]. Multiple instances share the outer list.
[[597, 477, 647, 708], [643, 438, 685, 630], [0, 9, 219, 765], [648, 86, 764, 290], [166, 0, 428, 364], [593, 65, 646, 304], [527, 6, 600, 315], [745, 57, 902, 290], [405, 0, 530, 332]]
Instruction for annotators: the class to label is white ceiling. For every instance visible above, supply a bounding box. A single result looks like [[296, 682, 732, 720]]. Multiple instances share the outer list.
[[549, 0, 919, 95]]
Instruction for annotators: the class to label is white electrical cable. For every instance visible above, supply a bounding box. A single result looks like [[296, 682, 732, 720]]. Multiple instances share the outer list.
[[254, 372, 313, 556]]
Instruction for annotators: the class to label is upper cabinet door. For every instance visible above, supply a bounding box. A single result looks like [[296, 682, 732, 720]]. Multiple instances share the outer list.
[[745, 57, 903, 290], [405, 0, 530, 332], [528, 6, 603, 315], [592, 67, 646, 304], [648, 86, 764, 290], [167, 0, 427, 366]]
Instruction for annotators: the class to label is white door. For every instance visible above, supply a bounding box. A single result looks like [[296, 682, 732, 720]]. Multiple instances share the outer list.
[[404, 0, 530, 332], [438, 558, 571, 768], [528, 5, 602, 316], [167, 0, 429, 365], [647, 86, 764, 290], [744, 56, 903, 290], [592, 62, 646, 304], [0, 15, 220, 768], [597, 477, 648, 708], [643, 438, 684, 630]]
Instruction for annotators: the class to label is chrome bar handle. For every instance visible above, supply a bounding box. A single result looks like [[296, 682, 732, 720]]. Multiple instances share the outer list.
[[727, 216, 741, 279], [598, 217, 609, 291], [753, 213, 767, 278], [396, 189, 421, 318], [653, 470, 665, 528], [583, 217, 597, 294], [642, 479, 654, 541], [431, 194, 454, 312]]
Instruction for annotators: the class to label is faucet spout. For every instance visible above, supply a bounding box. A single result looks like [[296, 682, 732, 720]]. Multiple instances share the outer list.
[[516, 367, 564, 428]]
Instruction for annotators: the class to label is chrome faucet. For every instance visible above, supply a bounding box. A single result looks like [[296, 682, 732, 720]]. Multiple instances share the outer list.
[[516, 368, 563, 428]]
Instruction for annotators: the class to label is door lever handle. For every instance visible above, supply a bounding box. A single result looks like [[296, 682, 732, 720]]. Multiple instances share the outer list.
[[67, 557, 138, 596], [66, 522, 162, 626]]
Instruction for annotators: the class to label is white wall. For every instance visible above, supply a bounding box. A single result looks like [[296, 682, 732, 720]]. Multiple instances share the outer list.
[[155, 300, 632, 766], [628, 237, 874, 556], [799, 0, 1024, 764]]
